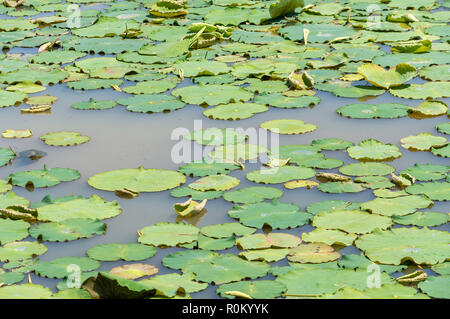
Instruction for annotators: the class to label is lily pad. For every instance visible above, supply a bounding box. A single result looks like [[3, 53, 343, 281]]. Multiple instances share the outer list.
[[223, 186, 283, 204], [138, 222, 199, 247], [406, 182, 450, 201], [188, 175, 240, 192], [236, 233, 301, 250], [260, 119, 317, 135], [8, 166, 80, 189], [288, 243, 340, 264], [34, 257, 100, 279], [0, 219, 29, 245], [29, 218, 106, 242], [87, 243, 157, 262], [247, 166, 316, 184], [347, 139, 402, 161], [40, 131, 90, 146], [357, 63, 416, 89], [203, 102, 268, 120], [361, 195, 433, 216], [400, 133, 447, 151], [217, 280, 286, 299], [355, 227, 450, 265], [337, 103, 410, 119], [88, 167, 186, 193], [0, 241, 47, 262], [172, 84, 253, 106], [392, 211, 448, 227]]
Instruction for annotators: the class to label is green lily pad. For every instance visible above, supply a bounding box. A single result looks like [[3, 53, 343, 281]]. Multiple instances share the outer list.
[[0, 191, 30, 209], [390, 82, 450, 99], [8, 166, 80, 189], [116, 94, 185, 113], [419, 64, 450, 81], [337, 103, 410, 119], [302, 228, 357, 246], [170, 187, 224, 200], [0, 284, 52, 299], [182, 254, 270, 285], [392, 211, 448, 227], [408, 100, 448, 118], [34, 257, 100, 279], [355, 227, 450, 265], [93, 272, 156, 299], [247, 166, 316, 184], [228, 199, 311, 229], [254, 94, 321, 109], [40, 131, 90, 146], [37, 195, 122, 222], [400, 133, 447, 151], [311, 138, 354, 150], [178, 161, 240, 177], [339, 162, 396, 176], [313, 210, 393, 234], [401, 163, 449, 181], [436, 122, 450, 135], [406, 182, 450, 201], [172, 84, 253, 106], [261, 119, 317, 135], [88, 167, 186, 193], [223, 186, 283, 204], [0, 147, 15, 167], [174, 60, 230, 77], [288, 243, 340, 264], [138, 222, 199, 247], [122, 80, 177, 95], [29, 218, 106, 242], [200, 222, 256, 239], [431, 144, 450, 158], [162, 250, 218, 270], [109, 264, 158, 280], [418, 275, 450, 299], [239, 248, 290, 262], [317, 182, 365, 194], [203, 102, 268, 120], [0, 219, 29, 245], [306, 200, 360, 216], [0, 241, 47, 262], [361, 195, 433, 216], [87, 243, 157, 262], [337, 254, 406, 274], [237, 233, 301, 250], [347, 139, 402, 161], [188, 175, 240, 192], [72, 99, 117, 110]]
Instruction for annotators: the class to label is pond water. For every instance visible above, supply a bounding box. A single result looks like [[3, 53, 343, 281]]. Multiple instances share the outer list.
[[0, 1, 449, 299]]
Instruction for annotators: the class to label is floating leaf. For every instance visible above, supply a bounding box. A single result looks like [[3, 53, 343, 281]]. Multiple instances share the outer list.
[[406, 182, 450, 201], [110, 264, 158, 280], [357, 63, 416, 89], [361, 195, 433, 216], [390, 82, 450, 99], [34, 257, 100, 279], [88, 167, 186, 194], [37, 195, 122, 222], [228, 200, 311, 229], [260, 119, 317, 135], [188, 175, 240, 192], [203, 102, 268, 120], [400, 133, 447, 151], [0, 284, 52, 299], [200, 222, 256, 239], [288, 243, 340, 264], [0, 241, 47, 262], [418, 275, 450, 299], [29, 218, 106, 242], [302, 228, 356, 246], [0, 219, 29, 245], [138, 222, 199, 247], [172, 84, 253, 106], [140, 273, 208, 297], [313, 210, 392, 234], [347, 139, 402, 161], [236, 233, 301, 250], [8, 166, 80, 189], [355, 227, 450, 265], [223, 186, 283, 204], [40, 131, 90, 147], [0, 147, 15, 167], [87, 243, 157, 262], [217, 280, 286, 299], [337, 103, 410, 119], [2, 129, 32, 139]]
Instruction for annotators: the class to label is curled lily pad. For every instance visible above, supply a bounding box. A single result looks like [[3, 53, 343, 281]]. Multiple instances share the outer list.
[[188, 175, 240, 192], [87, 243, 157, 262], [40, 131, 90, 146], [88, 167, 186, 194], [431, 144, 450, 158], [138, 222, 199, 247], [260, 119, 317, 135], [355, 227, 450, 265], [347, 139, 402, 161], [357, 63, 416, 89]]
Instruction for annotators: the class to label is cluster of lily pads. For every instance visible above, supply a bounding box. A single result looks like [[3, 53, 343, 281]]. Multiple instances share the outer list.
[[0, 0, 449, 299]]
